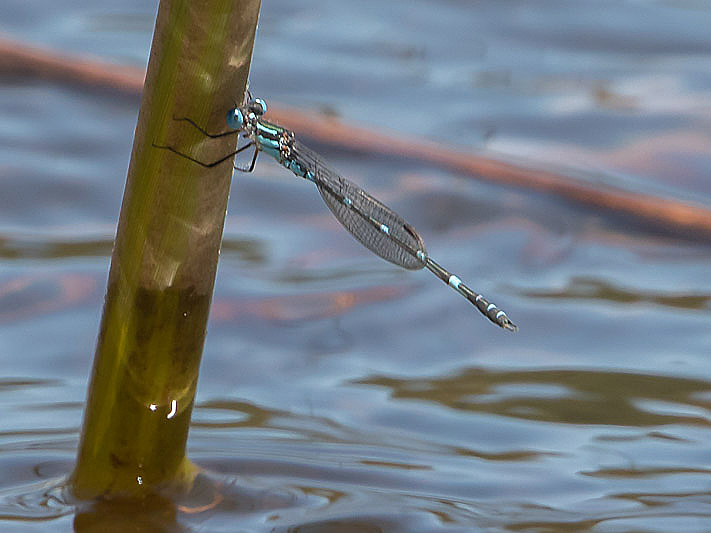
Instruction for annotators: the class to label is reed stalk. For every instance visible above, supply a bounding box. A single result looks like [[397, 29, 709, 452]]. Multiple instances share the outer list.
[[71, 0, 261, 499]]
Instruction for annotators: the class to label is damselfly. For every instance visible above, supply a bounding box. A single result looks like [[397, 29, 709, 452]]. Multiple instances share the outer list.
[[154, 96, 517, 331]]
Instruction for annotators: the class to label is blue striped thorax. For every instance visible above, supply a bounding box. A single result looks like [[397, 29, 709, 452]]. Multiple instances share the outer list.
[[226, 96, 306, 173]]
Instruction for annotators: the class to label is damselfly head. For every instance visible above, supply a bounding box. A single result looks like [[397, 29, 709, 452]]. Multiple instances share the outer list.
[[226, 108, 245, 130]]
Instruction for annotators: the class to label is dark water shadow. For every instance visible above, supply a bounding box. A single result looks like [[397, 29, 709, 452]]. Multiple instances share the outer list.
[[355, 367, 711, 427]]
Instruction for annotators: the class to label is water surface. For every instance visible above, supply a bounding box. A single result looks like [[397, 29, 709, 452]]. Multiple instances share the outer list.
[[1, 0, 711, 531]]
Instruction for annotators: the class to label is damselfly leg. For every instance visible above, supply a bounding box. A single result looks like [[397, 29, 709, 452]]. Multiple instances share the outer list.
[[153, 116, 258, 171]]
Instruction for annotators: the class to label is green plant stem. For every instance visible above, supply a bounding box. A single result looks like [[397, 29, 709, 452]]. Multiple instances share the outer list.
[[71, 0, 261, 499]]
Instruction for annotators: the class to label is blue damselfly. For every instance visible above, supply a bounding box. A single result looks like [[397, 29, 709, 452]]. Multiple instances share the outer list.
[[154, 96, 517, 331]]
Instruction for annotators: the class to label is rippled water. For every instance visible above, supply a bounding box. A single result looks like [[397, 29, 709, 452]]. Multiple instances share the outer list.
[[1, 0, 711, 531]]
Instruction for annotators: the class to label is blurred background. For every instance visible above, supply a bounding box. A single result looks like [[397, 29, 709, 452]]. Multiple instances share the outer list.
[[1, 0, 711, 531]]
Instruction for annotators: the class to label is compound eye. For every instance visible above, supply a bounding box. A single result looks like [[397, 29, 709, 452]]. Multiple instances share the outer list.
[[226, 108, 245, 130], [249, 98, 267, 116]]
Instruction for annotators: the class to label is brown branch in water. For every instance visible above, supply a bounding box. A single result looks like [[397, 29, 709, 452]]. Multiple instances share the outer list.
[[2, 34, 711, 240], [0, 35, 144, 94], [267, 104, 711, 239]]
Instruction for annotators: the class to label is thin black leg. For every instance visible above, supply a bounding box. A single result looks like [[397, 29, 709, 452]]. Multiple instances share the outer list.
[[152, 141, 256, 168], [172, 116, 238, 139], [235, 146, 259, 173]]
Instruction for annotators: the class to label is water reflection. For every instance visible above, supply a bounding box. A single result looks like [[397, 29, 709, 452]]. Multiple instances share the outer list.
[[526, 276, 711, 311], [2, 0, 711, 529], [356, 368, 711, 427]]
